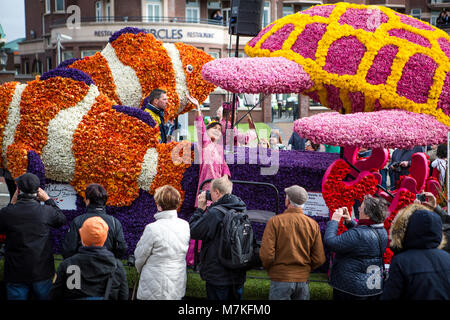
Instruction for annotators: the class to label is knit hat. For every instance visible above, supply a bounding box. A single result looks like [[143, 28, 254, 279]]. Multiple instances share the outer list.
[[206, 120, 222, 130], [16, 173, 40, 194], [285, 185, 308, 205], [79, 216, 109, 247]]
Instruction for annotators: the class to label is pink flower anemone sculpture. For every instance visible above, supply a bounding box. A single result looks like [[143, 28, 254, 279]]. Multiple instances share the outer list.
[[201, 57, 313, 94], [202, 2, 450, 128], [293, 110, 449, 149]]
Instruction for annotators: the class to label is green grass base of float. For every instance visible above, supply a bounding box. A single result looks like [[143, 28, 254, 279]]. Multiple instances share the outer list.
[[0, 255, 332, 300]]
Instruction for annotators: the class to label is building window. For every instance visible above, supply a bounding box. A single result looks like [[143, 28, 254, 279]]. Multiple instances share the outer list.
[[186, 0, 200, 23], [55, 0, 65, 12], [62, 51, 74, 62], [228, 51, 246, 58], [81, 50, 99, 58], [283, 4, 294, 17], [105, 0, 112, 22], [411, 9, 421, 20], [46, 57, 52, 72], [34, 60, 43, 75], [45, 0, 51, 13], [263, 1, 271, 27], [145, 0, 162, 22], [96, 1, 103, 22], [431, 11, 440, 26], [208, 51, 220, 59], [222, 7, 230, 25], [24, 61, 30, 74]]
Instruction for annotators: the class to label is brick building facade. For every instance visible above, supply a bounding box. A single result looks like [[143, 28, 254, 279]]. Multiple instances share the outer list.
[[10, 0, 447, 123]]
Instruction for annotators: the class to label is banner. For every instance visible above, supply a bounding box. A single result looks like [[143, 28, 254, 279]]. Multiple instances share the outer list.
[[45, 184, 78, 210], [303, 192, 329, 218]]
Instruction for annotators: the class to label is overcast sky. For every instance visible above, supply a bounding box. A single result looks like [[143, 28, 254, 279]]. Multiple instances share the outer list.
[[0, 0, 26, 41]]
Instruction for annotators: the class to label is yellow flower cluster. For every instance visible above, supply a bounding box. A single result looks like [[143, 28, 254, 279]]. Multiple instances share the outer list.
[[244, 2, 450, 127]]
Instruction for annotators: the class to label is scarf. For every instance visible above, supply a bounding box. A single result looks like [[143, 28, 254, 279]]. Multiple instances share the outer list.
[[358, 219, 377, 226]]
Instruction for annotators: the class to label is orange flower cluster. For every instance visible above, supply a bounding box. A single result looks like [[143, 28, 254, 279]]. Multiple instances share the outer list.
[[6, 78, 90, 177], [0, 82, 18, 167], [69, 53, 121, 105], [150, 141, 194, 206], [174, 43, 216, 117], [72, 94, 160, 206], [111, 33, 179, 116], [6, 142, 28, 179]]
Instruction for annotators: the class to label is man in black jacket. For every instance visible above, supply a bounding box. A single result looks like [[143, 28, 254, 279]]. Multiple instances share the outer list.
[[389, 146, 426, 189], [189, 175, 247, 300], [62, 183, 127, 259], [0, 173, 66, 300], [50, 216, 129, 300]]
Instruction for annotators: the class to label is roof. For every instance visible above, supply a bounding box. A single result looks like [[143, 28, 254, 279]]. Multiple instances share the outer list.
[[4, 38, 26, 52], [0, 24, 5, 39]]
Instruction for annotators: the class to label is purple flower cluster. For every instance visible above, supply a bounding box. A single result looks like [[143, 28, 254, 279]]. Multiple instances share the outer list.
[[57, 58, 81, 69], [40, 68, 94, 86], [113, 105, 157, 128], [141, 95, 151, 110], [27, 150, 46, 190], [109, 27, 147, 43], [48, 149, 338, 262]]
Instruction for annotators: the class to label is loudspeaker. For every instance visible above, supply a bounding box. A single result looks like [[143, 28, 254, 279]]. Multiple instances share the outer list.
[[229, 0, 265, 37]]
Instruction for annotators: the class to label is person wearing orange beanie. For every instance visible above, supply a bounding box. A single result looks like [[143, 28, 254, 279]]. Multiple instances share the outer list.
[[79, 216, 109, 247], [50, 216, 128, 300]]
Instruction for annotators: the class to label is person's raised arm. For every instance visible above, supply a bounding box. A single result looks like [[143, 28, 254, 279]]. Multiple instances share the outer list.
[[188, 94, 209, 146]]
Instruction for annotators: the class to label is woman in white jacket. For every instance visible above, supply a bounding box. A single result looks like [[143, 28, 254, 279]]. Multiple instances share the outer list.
[[134, 185, 191, 300]]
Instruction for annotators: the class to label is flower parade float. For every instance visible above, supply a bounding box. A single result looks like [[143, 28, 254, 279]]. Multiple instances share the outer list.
[[0, 27, 338, 258], [202, 2, 449, 265]]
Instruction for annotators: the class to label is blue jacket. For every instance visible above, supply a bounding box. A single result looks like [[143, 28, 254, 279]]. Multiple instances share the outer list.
[[324, 220, 388, 296], [381, 206, 450, 300]]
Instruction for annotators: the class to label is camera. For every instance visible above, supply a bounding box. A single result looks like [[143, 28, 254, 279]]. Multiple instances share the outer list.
[[199, 189, 212, 201], [390, 162, 402, 173], [416, 193, 427, 202]]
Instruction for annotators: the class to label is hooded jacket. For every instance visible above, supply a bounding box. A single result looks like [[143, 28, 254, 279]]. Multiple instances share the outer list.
[[134, 210, 190, 300], [324, 219, 388, 297], [50, 246, 129, 300], [381, 204, 450, 300], [189, 194, 247, 286]]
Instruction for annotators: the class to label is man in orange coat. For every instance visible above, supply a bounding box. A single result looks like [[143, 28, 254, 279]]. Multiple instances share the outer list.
[[259, 185, 326, 300]]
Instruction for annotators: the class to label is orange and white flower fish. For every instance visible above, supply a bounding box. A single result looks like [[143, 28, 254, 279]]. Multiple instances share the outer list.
[[63, 27, 216, 122], [0, 28, 216, 206]]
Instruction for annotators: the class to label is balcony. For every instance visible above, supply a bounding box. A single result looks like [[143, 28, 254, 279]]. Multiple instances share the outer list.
[[51, 16, 228, 28], [48, 16, 254, 47], [428, 0, 450, 9]]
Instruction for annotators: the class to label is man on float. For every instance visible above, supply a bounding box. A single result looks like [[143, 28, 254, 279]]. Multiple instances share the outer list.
[[144, 88, 169, 143]]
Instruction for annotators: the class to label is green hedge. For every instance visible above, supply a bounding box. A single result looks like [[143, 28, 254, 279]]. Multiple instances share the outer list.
[[0, 255, 332, 300]]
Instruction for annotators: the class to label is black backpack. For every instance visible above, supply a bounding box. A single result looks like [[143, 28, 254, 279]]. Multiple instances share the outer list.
[[214, 205, 258, 270]]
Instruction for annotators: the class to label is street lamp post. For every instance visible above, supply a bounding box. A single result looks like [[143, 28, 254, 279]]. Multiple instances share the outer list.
[[56, 33, 73, 66]]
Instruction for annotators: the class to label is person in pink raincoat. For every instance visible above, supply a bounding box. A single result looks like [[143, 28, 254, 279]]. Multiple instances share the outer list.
[[220, 97, 257, 147], [185, 94, 231, 266]]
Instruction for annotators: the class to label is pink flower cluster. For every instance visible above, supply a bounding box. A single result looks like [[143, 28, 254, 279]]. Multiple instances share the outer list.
[[293, 109, 449, 149], [201, 57, 313, 94]]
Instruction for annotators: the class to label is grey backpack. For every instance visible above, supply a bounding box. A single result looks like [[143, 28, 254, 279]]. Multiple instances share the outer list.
[[215, 205, 256, 270]]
